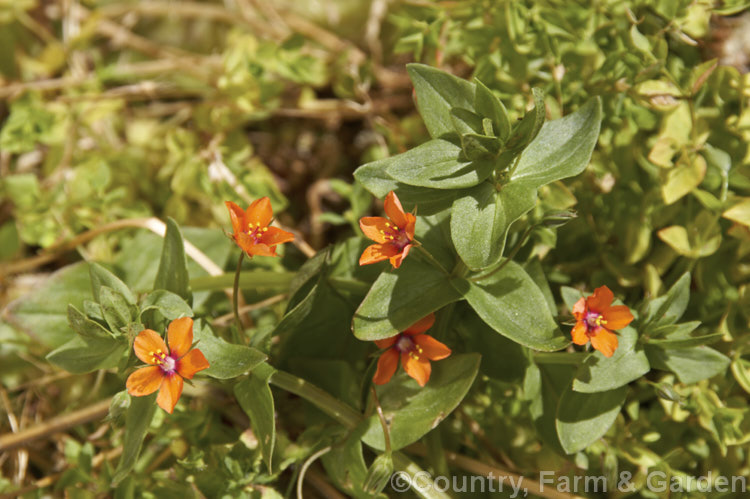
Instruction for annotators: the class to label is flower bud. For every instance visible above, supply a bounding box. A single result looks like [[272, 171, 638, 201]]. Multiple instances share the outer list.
[[106, 390, 131, 428], [541, 209, 578, 228], [363, 452, 393, 495]]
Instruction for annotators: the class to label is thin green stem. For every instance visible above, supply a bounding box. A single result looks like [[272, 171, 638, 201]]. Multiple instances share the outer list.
[[233, 252, 245, 337], [470, 226, 534, 282], [416, 244, 449, 275], [269, 371, 361, 428], [371, 387, 391, 455]]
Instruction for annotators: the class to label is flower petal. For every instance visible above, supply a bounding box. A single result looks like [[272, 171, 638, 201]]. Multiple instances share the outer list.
[[359, 243, 399, 266], [384, 191, 409, 229], [359, 217, 390, 244], [374, 335, 398, 349], [403, 313, 436, 335], [225, 201, 245, 235], [389, 243, 412, 269], [414, 334, 451, 361], [246, 197, 273, 228], [572, 297, 586, 320], [587, 286, 614, 312], [259, 226, 295, 246], [134, 329, 169, 365], [126, 366, 163, 396], [402, 352, 431, 387], [590, 328, 618, 358], [176, 349, 210, 379], [602, 305, 634, 330], [167, 317, 193, 359], [373, 348, 399, 385], [157, 374, 184, 414], [403, 213, 417, 241], [571, 321, 589, 345]]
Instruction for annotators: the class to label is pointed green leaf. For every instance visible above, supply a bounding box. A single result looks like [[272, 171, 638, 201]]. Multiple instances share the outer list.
[[89, 263, 136, 306], [451, 98, 602, 269], [67, 304, 113, 340], [474, 78, 510, 142], [361, 354, 480, 451], [645, 345, 730, 384], [556, 385, 627, 454], [352, 257, 462, 341], [139, 290, 193, 322], [353, 158, 463, 215], [154, 217, 191, 302], [383, 139, 495, 189], [452, 262, 568, 351], [193, 321, 267, 379], [235, 364, 276, 473], [406, 63, 476, 139], [99, 286, 135, 334], [572, 327, 650, 393], [112, 394, 157, 485], [47, 335, 127, 374]]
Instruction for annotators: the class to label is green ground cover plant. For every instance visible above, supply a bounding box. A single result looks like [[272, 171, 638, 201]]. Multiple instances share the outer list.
[[1, 1, 750, 497]]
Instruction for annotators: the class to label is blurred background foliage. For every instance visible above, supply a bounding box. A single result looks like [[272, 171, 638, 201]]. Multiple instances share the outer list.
[[2, 0, 750, 497]]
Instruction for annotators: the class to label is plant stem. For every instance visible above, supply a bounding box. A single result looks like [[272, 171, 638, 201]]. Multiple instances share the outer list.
[[269, 371, 361, 428], [371, 387, 391, 455], [233, 252, 245, 337], [469, 226, 534, 282], [416, 244, 449, 275]]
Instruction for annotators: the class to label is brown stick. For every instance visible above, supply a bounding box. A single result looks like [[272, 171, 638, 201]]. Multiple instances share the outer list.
[[406, 444, 584, 499], [0, 399, 111, 453]]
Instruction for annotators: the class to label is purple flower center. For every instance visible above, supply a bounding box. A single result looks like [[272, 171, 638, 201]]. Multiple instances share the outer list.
[[381, 223, 411, 250], [395, 335, 415, 353], [159, 355, 177, 374], [246, 222, 269, 243], [585, 311, 604, 331]]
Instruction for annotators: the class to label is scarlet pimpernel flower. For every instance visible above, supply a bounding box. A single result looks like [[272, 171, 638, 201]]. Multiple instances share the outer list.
[[225, 197, 295, 257], [359, 191, 416, 269], [373, 313, 451, 387], [126, 317, 210, 414], [571, 286, 634, 358]]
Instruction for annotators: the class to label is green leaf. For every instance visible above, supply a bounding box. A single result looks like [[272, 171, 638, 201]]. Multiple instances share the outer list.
[[646, 322, 722, 348], [572, 327, 650, 393], [89, 263, 136, 306], [503, 87, 546, 151], [452, 262, 568, 351], [556, 385, 627, 454], [361, 353, 480, 451], [321, 424, 371, 499], [731, 359, 750, 395], [47, 335, 128, 374], [352, 257, 462, 341], [474, 78, 510, 142], [456, 304, 528, 383], [451, 98, 602, 269], [511, 97, 601, 184], [383, 139, 495, 189], [112, 394, 157, 485], [406, 63, 476, 139], [154, 218, 191, 302], [194, 321, 267, 379], [645, 345, 730, 384], [99, 286, 135, 334], [560, 286, 584, 312], [642, 272, 691, 328], [67, 304, 113, 340], [234, 364, 276, 473], [139, 290, 193, 322], [4, 263, 91, 350]]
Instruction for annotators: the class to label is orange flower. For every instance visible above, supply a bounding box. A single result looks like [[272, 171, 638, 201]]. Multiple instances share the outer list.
[[225, 198, 295, 257], [126, 317, 210, 414], [372, 313, 451, 387], [359, 191, 416, 269], [571, 286, 634, 358]]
